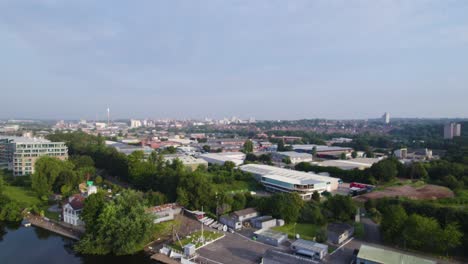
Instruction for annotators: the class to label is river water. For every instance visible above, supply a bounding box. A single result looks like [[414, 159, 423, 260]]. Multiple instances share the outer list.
[[0, 222, 156, 264]]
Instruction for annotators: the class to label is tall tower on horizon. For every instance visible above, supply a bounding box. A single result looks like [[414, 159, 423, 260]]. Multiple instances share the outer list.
[[382, 112, 390, 124], [107, 107, 110, 127]]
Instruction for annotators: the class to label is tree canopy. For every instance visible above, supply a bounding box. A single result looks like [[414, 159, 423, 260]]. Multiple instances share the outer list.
[[76, 190, 154, 255]]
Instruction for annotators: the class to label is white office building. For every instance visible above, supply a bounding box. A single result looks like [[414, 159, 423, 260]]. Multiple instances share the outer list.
[[240, 164, 342, 200]]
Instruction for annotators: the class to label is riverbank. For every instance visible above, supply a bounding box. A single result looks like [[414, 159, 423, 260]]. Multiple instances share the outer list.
[[25, 213, 83, 240]]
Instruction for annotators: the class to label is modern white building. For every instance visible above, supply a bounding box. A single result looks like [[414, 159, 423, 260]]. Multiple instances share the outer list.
[[0, 137, 68, 176], [240, 164, 342, 200], [200, 152, 246, 166]]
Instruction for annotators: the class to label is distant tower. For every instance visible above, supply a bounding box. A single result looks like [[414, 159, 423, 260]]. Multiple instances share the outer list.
[[107, 107, 110, 127], [444, 123, 461, 139], [382, 112, 390, 124]]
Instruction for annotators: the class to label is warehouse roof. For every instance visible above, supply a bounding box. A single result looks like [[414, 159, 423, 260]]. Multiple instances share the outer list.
[[240, 164, 340, 185], [357, 245, 436, 264], [292, 144, 352, 152]]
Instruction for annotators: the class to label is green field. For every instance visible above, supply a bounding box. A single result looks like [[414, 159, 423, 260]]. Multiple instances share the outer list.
[[273, 223, 321, 240], [3, 185, 42, 207]]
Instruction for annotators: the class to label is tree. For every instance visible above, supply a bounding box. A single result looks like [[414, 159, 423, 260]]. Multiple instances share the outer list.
[[231, 193, 247, 211], [0, 201, 23, 222], [270, 193, 304, 223], [311, 191, 320, 202], [300, 202, 325, 225], [401, 214, 455, 253], [282, 157, 292, 165], [243, 140, 254, 153], [340, 153, 347, 160], [176, 171, 214, 210], [410, 163, 428, 180], [440, 223, 463, 256], [95, 175, 103, 185], [223, 161, 236, 171], [380, 205, 408, 243], [76, 190, 154, 255], [311, 146, 317, 158], [32, 156, 74, 198], [145, 191, 167, 206], [202, 145, 211, 152], [323, 195, 356, 222], [370, 159, 398, 182], [351, 151, 358, 159], [0, 176, 4, 195]]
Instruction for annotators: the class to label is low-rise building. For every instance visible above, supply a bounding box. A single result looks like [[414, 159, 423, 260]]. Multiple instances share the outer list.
[[251, 216, 277, 229], [261, 249, 316, 264], [292, 144, 353, 159], [272, 151, 313, 164], [146, 203, 182, 224], [327, 223, 354, 245], [291, 239, 328, 260], [199, 152, 245, 166], [62, 194, 85, 226], [317, 158, 381, 170], [356, 244, 436, 264], [240, 164, 342, 200], [163, 154, 208, 170], [220, 208, 260, 230], [233, 208, 259, 222], [254, 229, 288, 246]]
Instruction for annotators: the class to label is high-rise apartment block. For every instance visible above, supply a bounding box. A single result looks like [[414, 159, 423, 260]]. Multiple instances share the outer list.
[[444, 123, 461, 139], [0, 137, 68, 176], [382, 112, 390, 124]]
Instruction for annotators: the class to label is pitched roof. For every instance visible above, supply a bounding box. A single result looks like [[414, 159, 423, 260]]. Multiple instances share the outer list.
[[68, 194, 85, 210]]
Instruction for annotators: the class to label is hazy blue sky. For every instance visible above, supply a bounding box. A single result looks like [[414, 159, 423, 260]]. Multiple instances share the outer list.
[[1, 0, 468, 120]]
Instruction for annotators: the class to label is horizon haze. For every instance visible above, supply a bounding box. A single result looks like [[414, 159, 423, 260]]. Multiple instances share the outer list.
[[1, 1, 468, 120]]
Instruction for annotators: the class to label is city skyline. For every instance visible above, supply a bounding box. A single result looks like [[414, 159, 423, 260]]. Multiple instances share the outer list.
[[1, 1, 468, 120]]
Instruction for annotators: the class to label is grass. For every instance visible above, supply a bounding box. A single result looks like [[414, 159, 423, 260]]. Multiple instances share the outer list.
[[171, 231, 223, 251], [273, 223, 321, 241], [3, 185, 43, 207], [152, 220, 178, 240], [354, 222, 365, 239]]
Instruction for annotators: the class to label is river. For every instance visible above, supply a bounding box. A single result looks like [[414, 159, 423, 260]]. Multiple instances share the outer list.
[[0, 222, 156, 264]]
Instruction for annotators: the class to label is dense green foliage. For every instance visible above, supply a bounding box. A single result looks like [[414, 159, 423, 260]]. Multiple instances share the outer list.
[[76, 190, 154, 255], [375, 198, 467, 256]]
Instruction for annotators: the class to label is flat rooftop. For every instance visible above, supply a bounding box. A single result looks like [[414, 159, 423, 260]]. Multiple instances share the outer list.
[[357, 245, 436, 264], [292, 144, 352, 152], [254, 228, 287, 240], [318, 158, 381, 169], [0, 136, 52, 143], [291, 239, 328, 251], [240, 164, 340, 185]]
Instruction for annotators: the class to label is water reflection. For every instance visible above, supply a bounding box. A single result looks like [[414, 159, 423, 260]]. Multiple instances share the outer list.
[[0, 222, 156, 264]]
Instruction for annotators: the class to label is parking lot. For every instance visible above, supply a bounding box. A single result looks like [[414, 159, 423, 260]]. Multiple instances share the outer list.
[[196, 232, 276, 264]]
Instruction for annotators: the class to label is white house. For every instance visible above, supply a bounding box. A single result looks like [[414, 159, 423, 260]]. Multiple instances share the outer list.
[[62, 194, 85, 226]]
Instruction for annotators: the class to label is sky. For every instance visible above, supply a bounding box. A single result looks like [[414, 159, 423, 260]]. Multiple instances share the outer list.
[[1, 0, 468, 120]]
